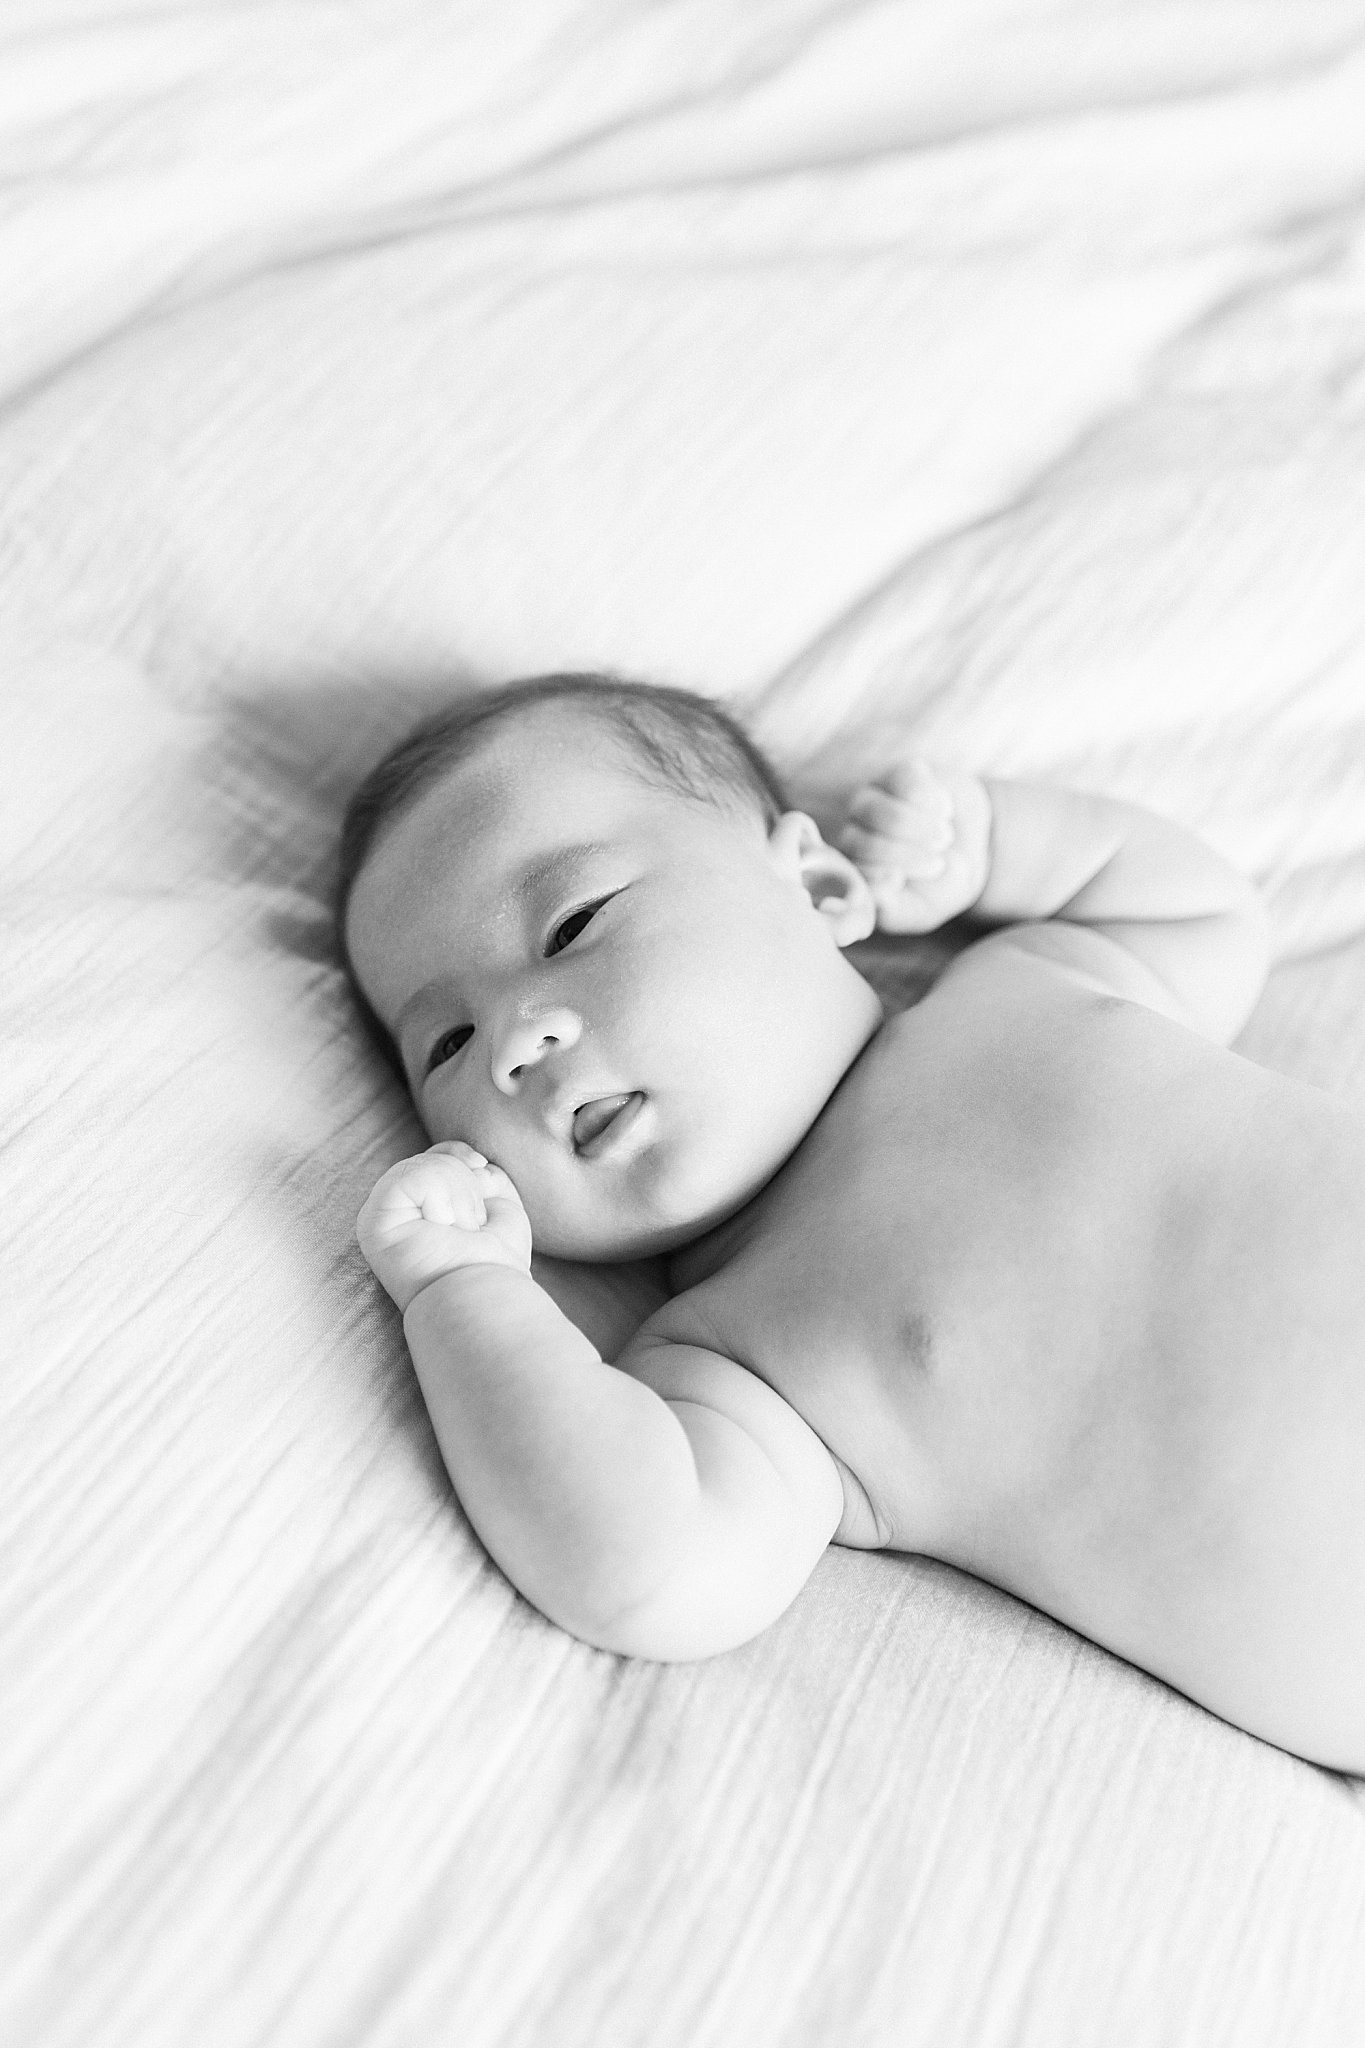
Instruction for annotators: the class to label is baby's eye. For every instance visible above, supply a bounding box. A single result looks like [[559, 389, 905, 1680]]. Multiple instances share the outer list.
[[426, 1024, 473, 1074], [546, 899, 607, 956]]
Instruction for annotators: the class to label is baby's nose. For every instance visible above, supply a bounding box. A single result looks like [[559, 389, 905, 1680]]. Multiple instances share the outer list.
[[493, 1007, 582, 1094]]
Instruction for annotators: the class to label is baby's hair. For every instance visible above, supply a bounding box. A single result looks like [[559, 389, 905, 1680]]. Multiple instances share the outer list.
[[335, 671, 789, 1073]]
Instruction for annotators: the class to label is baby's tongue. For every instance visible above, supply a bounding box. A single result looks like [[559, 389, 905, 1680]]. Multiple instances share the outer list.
[[573, 1094, 634, 1146]]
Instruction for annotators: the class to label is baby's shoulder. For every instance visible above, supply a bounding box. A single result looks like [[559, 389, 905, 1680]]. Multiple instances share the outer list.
[[869, 925, 1165, 1074], [844, 933, 1080, 1077], [926, 920, 1190, 1032], [835, 931, 1197, 1175]]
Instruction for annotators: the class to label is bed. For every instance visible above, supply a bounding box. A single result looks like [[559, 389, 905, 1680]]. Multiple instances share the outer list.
[[4, 4, 1365, 2042]]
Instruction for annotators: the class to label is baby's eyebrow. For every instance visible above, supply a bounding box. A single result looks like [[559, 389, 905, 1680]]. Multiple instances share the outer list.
[[509, 841, 612, 903]]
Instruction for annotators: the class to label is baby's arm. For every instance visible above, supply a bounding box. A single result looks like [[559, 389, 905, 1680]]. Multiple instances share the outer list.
[[840, 760, 1269, 1043], [357, 1143, 841, 1659]]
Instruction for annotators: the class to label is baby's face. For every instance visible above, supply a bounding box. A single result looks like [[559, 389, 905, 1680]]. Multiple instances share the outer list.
[[346, 710, 882, 1259]]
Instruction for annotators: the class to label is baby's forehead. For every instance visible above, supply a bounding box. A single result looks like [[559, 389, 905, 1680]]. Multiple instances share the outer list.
[[420, 718, 739, 854], [385, 750, 666, 901], [485, 723, 647, 808], [440, 705, 654, 807]]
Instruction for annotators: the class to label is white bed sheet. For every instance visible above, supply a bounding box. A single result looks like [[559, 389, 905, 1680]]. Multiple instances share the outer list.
[[4, 5, 1365, 2044]]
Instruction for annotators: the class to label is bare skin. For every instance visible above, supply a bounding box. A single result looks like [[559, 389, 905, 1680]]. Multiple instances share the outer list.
[[349, 710, 1365, 1772]]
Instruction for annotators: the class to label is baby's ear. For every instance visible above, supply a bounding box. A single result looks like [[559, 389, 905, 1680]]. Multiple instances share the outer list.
[[767, 811, 877, 946]]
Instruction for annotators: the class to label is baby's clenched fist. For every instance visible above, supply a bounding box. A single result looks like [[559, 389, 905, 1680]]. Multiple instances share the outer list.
[[356, 1142, 533, 1314], [838, 758, 993, 935]]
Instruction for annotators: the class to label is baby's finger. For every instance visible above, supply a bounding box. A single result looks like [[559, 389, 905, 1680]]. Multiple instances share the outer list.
[[418, 1156, 488, 1229], [430, 1139, 488, 1167], [850, 862, 945, 932], [466, 1156, 527, 1213], [430, 1144, 522, 1204], [371, 1151, 487, 1230], [839, 821, 948, 879], [845, 784, 953, 846], [879, 757, 949, 804]]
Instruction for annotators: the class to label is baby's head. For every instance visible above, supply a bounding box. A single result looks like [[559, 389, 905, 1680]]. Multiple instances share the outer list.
[[340, 674, 883, 1260]]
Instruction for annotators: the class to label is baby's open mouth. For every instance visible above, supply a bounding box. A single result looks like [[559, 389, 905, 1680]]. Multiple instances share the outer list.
[[572, 1091, 645, 1158]]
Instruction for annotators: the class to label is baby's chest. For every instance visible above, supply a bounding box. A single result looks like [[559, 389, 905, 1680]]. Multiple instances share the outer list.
[[671, 1084, 1180, 1546], [673, 1156, 965, 1539]]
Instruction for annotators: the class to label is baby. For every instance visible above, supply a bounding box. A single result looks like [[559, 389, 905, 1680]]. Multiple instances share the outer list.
[[343, 673, 1365, 1772]]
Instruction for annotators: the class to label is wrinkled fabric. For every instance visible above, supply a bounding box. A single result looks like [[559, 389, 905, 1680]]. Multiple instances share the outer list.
[[3, 6, 1365, 2045]]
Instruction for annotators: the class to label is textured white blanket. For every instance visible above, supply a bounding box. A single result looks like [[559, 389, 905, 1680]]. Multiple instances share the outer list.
[[4, 5, 1365, 2044]]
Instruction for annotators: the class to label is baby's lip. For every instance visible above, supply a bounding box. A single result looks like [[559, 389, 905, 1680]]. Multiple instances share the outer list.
[[571, 1091, 646, 1158]]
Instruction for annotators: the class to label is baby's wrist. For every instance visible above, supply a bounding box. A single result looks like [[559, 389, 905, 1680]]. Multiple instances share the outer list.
[[402, 1258, 541, 1331]]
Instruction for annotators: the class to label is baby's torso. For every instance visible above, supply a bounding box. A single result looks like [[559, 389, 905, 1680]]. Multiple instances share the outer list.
[[650, 947, 1365, 1707]]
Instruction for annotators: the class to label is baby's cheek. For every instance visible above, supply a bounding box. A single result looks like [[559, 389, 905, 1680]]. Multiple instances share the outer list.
[[419, 1074, 482, 1147]]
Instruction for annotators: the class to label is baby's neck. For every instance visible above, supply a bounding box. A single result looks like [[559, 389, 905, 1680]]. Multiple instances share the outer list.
[[669, 1002, 890, 1294], [666, 1194, 762, 1294]]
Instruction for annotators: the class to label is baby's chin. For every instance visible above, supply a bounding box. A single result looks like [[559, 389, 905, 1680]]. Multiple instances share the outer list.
[[529, 1203, 720, 1265], [528, 1162, 768, 1265]]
